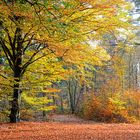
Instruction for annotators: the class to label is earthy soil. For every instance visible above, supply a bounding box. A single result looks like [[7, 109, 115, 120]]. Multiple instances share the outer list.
[[0, 114, 140, 140]]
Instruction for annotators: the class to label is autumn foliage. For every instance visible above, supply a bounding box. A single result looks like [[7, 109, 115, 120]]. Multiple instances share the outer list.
[[82, 79, 140, 123], [0, 122, 140, 140], [0, 0, 138, 124]]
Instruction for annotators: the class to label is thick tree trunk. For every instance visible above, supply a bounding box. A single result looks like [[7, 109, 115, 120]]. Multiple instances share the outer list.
[[10, 66, 22, 123], [10, 83, 21, 123], [9, 27, 23, 123]]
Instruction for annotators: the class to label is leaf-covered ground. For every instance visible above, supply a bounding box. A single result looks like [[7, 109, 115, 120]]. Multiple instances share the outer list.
[[0, 115, 140, 140]]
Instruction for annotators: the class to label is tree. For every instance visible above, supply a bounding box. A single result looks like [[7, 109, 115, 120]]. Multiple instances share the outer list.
[[0, 0, 132, 122]]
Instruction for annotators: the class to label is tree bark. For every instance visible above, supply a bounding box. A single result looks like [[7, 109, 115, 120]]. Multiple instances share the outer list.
[[9, 81, 21, 122], [10, 65, 22, 122], [9, 27, 22, 123]]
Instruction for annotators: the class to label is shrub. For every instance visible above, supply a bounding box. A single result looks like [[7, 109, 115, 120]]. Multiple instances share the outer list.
[[82, 93, 136, 123]]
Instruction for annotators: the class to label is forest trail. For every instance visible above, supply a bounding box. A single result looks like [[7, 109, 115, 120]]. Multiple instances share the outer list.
[[48, 114, 94, 123]]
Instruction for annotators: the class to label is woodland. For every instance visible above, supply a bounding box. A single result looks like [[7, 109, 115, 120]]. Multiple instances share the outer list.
[[0, 0, 140, 127]]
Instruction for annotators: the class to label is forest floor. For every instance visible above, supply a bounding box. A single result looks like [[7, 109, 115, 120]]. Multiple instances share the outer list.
[[0, 114, 140, 140]]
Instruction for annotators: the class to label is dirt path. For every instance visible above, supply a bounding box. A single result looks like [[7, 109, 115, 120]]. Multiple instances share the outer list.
[[48, 114, 92, 123]]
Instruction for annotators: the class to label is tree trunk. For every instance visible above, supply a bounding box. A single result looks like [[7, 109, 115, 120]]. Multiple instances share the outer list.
[[68, 80, 75, 114], [9, 81, 21, 123], [9, 27, 23, 123], [10, 63, 22, 122], [10, 68, 22, 122], [60, 95, 64, 113]]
